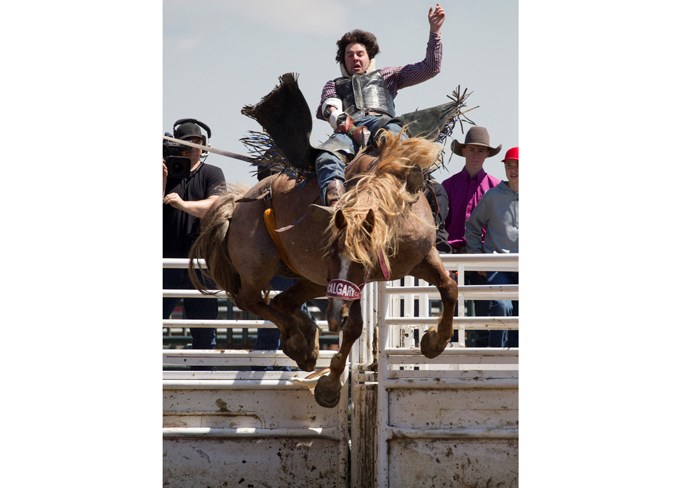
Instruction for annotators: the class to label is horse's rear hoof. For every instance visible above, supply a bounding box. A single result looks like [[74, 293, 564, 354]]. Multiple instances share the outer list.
[[314, 375, 341, 408], [291, 351, 317, 372], [282, 336, 318, 372], [420, 330, 448, 359], [297, 359, 317, 372], [299, 345, 319, 372]]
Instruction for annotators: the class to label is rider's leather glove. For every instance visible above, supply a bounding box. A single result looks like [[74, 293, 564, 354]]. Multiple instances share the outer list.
[[335, 113, 371, 147]]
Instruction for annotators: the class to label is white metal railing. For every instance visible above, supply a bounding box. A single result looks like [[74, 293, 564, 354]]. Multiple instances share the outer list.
[[383, 253, 518, 349], [163, 254, 517, 366], [163, 258, 334, 370], [343, 253, 519, 370]]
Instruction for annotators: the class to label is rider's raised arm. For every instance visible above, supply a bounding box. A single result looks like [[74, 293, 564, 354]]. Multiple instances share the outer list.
[[380, 4, 445, 94], [383, 30, 443, 94]]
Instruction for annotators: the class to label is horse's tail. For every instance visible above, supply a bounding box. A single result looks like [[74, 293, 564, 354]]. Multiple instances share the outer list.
[[188, 183, 249, 297]]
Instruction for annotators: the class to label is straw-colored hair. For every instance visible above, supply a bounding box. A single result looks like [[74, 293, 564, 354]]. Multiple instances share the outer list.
[[324, 131, 441, 275]]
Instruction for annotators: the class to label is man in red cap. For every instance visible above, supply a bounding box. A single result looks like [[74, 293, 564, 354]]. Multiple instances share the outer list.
[[465, 146, 519, 347]]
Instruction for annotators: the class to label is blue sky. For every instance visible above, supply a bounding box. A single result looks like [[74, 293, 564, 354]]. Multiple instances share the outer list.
[[163, 0, 518, 184]]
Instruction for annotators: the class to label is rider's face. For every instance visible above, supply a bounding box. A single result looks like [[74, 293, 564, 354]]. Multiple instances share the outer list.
[[344, 43, 370, 75]]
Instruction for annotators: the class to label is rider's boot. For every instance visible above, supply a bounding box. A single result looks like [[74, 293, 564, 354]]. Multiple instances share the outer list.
[[325, 179, 345, 207]]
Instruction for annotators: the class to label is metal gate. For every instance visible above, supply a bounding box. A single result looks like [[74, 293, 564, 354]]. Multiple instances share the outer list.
[[163, 254, 518, 487], [352, 253, 518, 487]]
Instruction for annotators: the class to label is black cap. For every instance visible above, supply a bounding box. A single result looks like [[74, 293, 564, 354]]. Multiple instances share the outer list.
[[174, 122, 205, 143]]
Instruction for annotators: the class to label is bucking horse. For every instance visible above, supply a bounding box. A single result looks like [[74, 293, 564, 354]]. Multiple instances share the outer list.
[[188, 73, 471, 408]]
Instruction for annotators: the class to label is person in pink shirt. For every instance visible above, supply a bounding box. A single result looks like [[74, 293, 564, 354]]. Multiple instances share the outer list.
[[441, 126, 501, 345], [442, 126, 502, 252]]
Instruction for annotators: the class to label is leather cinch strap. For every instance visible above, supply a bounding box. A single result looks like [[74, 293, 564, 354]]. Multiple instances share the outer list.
[[263, 208, 299, 275]]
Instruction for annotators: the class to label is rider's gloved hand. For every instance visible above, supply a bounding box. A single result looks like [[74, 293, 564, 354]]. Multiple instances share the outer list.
[[347, 126, 370, 147], [330, 112, 353, 132], [331, 112, 371, 147]]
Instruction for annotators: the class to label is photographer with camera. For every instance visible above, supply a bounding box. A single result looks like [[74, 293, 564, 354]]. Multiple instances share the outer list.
[[163, 119, 226, 354]]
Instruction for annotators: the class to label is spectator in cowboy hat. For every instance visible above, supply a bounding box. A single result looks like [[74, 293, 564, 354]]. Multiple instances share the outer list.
[[465, 146, 519, 347], [442, 126, 502, 253], [440, 126, 502, 346]]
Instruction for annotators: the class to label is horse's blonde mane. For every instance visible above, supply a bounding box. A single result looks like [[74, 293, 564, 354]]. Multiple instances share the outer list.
[[324, 132, 441, 275]]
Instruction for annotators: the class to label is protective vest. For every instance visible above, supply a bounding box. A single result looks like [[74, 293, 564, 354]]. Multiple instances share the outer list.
[[334, 70, 396, 118]]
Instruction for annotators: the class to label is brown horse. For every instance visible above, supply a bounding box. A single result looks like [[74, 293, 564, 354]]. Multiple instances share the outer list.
[[189, 132, 458, 408]]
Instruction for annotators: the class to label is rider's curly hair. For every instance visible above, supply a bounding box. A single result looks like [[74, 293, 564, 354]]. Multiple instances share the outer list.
[[335, 29, 380, 63]]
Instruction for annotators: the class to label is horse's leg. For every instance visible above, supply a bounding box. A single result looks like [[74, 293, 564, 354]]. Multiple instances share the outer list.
[[238, 294, 313, 371], [224, 201, 323, 370], [410, 248, 458, 359], [269, 279, 325, 371], [232, 273, 324, 371], [314, 299, 363, 408]]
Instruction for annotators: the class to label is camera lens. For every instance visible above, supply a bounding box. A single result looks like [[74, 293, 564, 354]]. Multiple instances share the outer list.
[[166, 155, 191, 179]]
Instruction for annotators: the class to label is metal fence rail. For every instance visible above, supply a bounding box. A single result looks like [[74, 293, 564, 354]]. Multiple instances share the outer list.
[[162, 258, 334, 356]]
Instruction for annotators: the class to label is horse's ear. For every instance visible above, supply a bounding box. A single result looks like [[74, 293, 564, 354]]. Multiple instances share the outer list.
[[335, 209, 347, 230], [308, 203, 336, 224], [405, 166, 425, 194], [363, 208, 375, 235]]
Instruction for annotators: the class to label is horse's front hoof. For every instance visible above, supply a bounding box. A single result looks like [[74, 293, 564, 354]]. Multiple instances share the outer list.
[[314, 375, 341, 408], [420, 330, 448, 359]]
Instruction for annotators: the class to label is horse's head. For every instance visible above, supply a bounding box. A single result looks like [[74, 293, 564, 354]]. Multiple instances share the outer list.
[[324, 207, 377, 332], [323, 133, 443, 332]]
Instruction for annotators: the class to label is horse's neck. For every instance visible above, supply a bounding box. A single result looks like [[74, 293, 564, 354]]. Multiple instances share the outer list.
[[346, 149, 379, 180]]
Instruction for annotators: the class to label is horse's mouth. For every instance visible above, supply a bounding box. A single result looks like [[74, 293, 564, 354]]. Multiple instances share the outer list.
[[327, 310, 342, 333]]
